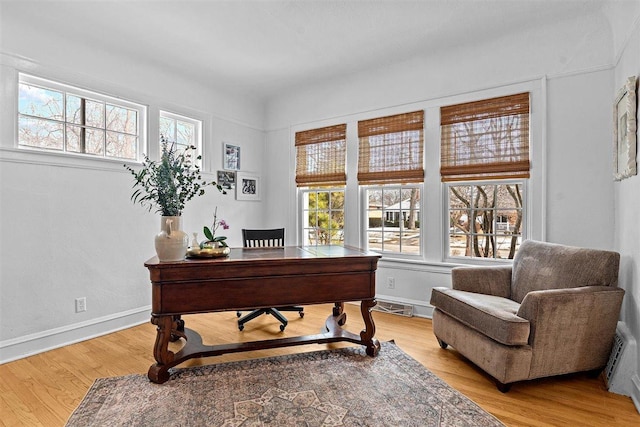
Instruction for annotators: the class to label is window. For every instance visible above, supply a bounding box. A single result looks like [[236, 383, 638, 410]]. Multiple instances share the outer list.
[[447, 182, 524, 259], [358, 111, 424, 255], [18, 74, 145, 160], [301, 189, 345, 245], [296, 124, 347, 246], [159, 111, 201, 156], [365, 185, 421, 254], [441, 93, 530, 259]]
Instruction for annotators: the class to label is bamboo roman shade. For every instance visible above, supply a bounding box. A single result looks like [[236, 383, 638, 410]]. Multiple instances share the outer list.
[[357, 110, 424, 185], [440, 92, 530, 182], [295, 124, 347, 187]]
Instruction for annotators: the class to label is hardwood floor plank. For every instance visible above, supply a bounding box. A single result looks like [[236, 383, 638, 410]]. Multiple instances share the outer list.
[[0, 303, 637, 426]]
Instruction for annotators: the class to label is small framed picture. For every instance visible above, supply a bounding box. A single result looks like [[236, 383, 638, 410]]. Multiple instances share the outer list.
[[217, 170, 236, 190], [236, 172, 260, 201], [224, 143, 240, 171], [613, 76, 637, 181]]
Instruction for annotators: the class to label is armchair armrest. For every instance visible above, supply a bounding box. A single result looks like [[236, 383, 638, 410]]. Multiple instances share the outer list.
[[517, 286, 625, 377], [451, 265, 512, 298]]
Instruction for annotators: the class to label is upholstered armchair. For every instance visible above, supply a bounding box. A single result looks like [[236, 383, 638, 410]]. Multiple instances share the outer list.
[[430, 240, 624, 392]]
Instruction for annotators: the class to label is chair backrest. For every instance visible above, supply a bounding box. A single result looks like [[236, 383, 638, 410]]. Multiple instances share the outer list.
[[511, 240, 620, 303], [242, 228, 285, 248]]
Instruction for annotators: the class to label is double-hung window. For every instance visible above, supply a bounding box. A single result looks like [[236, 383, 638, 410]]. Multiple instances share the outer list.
[[296, 124, 347, 246], [441, 92, 530, 259], [18, 74, 145, 160], [358, 111, 424, 255], [159, 110, 201, 157]]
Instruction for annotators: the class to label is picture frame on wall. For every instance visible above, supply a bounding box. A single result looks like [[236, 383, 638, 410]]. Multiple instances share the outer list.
[[236, 172, 260, 201], [224, 143, 240, 171], [613, 76, 638, 181], [217, 170, 236, 190]]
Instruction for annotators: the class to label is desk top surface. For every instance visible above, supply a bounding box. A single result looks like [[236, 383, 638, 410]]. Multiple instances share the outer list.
[[144, 245, 380, 267]]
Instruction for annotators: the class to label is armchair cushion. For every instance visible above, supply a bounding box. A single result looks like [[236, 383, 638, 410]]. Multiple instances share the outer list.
[[430, 287, 530, 346]]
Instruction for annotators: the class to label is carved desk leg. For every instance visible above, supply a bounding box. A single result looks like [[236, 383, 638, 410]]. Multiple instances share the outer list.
[[148, 315, 177, 383], [360, 299, 380, 357], [332, 302, 347, 326]]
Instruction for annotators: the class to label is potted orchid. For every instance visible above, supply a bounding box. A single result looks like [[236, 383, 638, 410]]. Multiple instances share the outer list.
[[202, 207, 230, 248]]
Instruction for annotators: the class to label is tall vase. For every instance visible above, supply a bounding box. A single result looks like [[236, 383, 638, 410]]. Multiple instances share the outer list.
[[154, 216, 189, 262]]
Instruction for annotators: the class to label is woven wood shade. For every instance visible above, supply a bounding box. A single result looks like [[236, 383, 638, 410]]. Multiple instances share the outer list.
[[440, 92, 530, 182], [295, 124, 347, 186], [358, 111, 424, 185]]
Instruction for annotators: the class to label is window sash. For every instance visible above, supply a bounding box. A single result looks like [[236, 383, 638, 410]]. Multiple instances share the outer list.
[[295, 124, 347, 187], [440, 93, 530, 182], [358, 111, 424, 185], [17, 74, 145, 161]]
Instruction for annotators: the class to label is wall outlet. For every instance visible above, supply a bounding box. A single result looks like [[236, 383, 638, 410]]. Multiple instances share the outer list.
[[387, 277, 395, 289], [75, 297, 87, 313]]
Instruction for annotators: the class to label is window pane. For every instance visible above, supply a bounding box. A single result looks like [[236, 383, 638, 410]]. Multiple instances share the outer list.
[[85, 100, 105, 128], [18, 84, 64, 120], [107, 104, 137, 134], [301, 188, 345, 247], [66, 95, 82, 124], [159, 116, 175, 140], [106, 132, 137, 159], [86, 128, 105, 155], [177, 120, 195, 146], [66, 125, 81, 152], [18, 116, 64, 149]]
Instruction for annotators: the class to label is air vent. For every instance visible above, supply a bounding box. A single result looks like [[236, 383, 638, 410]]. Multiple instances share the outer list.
[[605, 333, 625, 384], [373, 301, 413, 317]]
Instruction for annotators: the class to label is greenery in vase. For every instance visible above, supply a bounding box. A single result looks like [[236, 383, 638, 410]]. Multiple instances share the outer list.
[[124, 136, 226, 216], [202, 207, 229, 247]]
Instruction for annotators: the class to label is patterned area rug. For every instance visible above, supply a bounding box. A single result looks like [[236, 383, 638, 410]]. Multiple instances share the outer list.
[[66, 342, 504, 426]]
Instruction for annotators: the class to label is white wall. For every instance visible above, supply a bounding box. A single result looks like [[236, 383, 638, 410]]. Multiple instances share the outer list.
[[263, 6, 639, 403], [0, 12, 268, 361], [610, 3, 640, 407]]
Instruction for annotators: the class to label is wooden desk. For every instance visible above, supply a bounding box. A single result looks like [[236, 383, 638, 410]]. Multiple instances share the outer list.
[[144, 245, 381, 383]]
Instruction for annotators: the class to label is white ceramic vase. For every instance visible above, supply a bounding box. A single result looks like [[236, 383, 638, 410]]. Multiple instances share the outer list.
[[154, 216, 189, 262]]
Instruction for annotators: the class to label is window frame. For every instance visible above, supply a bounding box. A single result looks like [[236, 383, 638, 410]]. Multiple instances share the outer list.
[[17, 73, 147, 162], [158, 110, 202, 162], [361, 183, 423, 259], [442, 179, 527, 263], [298, 186, 346, 246]]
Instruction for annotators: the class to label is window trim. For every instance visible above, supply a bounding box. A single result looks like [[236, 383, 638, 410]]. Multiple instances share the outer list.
[[159, 109, 203, 161], [17, 73, 147, 162]]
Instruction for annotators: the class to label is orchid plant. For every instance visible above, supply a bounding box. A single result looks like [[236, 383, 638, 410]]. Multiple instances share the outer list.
[[203, 207, 230, 247]]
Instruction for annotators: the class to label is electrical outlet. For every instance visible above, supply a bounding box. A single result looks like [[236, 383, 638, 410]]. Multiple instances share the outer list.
[[387, 277, 395, 289], [75, 297, 87, 313]]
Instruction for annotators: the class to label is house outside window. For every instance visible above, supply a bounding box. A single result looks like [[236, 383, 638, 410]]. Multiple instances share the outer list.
[[358, 111, 424, 256], [159, 110, 201, 157], [365, 185, 421, 254], [441, 93, 530, 260], [18, 74, 145, 160]]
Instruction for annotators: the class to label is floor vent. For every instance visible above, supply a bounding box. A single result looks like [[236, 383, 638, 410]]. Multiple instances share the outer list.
[[605, 333, 625, 384], [373, 301, 413, 317]]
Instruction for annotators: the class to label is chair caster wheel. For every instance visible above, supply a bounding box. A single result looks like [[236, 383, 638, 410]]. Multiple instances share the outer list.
[[299, 312, 305, 318], [236, 311, 242, 318], [280, 324, 286, 332], [238, 325, 244, 331]]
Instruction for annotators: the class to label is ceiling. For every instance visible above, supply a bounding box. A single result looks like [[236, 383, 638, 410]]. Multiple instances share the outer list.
[[6, 0, 613, 100]]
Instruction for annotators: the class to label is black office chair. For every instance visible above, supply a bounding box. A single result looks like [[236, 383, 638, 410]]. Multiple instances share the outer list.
[[237, 228, 304, 331]]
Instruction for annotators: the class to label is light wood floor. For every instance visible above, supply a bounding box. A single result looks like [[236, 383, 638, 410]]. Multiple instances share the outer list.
[[1, 303, 638, 426]]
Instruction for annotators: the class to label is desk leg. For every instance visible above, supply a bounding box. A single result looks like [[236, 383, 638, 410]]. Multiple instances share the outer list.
[[360, 299, 380, 357], [332, 302, 347, 326], [148, 315, 177, 383]]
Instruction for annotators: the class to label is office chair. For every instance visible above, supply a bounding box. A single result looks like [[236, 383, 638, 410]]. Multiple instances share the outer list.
[[237, 228, 305, 331]]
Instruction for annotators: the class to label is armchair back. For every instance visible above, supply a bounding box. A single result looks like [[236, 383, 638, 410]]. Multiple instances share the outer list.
[[511, 240, 620, 303]]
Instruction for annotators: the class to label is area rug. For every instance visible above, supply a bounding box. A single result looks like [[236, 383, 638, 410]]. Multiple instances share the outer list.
[[66, 341, 504, 426]]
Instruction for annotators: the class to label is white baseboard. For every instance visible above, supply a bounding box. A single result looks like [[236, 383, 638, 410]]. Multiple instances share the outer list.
[[0, 306, 151, 364], [631, 374, 640, 414]]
